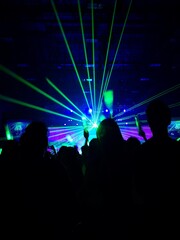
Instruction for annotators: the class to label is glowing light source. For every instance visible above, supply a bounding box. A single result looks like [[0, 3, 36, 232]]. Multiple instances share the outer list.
[[103, 90, 114, 117], [88, 108, 92, 114], [5, 124, 13, 140], [92, 122, 98, 128], [66, 135, 73, 143]]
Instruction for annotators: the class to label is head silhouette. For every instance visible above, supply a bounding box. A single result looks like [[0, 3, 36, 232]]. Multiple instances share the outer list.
[[20, 121, 48, 158], [96, 118, 124, 146], [146, 99, 171, 136]]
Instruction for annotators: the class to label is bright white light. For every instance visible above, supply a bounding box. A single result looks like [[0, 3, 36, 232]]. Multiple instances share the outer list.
[[88, 108, 92, 113], [66, 135, 73, 142], [92, 122, 98, 128]]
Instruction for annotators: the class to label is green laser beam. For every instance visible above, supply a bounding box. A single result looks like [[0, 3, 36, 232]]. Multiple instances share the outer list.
[[104, 0, 133, 93], [114, 112, 146, 121], [49, 126, 82, 133], [169, 102, 180, 108], [0, 65, 84, 119], [78, 0, 94, 111], [98, 0, 133, 114], [50, 0, 90, 110], [0, 94, 82, 122], [114, 83, 180, 118], [97, 0, 117, 113], [91, 0, 96, 115], [46, 77, 93, 124]]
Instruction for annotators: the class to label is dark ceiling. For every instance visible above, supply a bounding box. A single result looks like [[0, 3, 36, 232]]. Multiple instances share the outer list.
[[0, 0, 180, 127]]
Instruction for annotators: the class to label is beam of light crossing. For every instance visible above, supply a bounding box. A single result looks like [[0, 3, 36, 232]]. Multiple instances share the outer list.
[[49, 128, 82, 139], [46, 77, 93, 124], [0, 65, 85, 119], [0, 94, 82, 122], [96, 0, 132, 120], [114, 83, 180, 118], [169, 102, 180, 108], [70, 128, 85, 141], [77, 0, 94, 112], [97, 0, 117, 114], [50, 0, 91, 110], [55, 128, 83, 144], [114, 111, 146, 121], [49, 126, 82, 135], [104, 0, 133, 92], [91, 0, 96, 117]]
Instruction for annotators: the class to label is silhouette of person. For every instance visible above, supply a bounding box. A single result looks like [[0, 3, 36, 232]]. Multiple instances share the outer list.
[[126, 136, 141, 151], [133, 99, 180, 239], [80, 118, 132, 238], [0, 121, 79, 239]]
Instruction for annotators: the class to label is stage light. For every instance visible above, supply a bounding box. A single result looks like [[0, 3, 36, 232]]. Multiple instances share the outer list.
[[92, 122, 98, 128], [66, 135, 73, 143], [88, 108, 92, 114]]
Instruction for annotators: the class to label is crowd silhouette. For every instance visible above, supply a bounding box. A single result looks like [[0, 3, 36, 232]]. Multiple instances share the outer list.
[[0, 99, 179, 239]]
